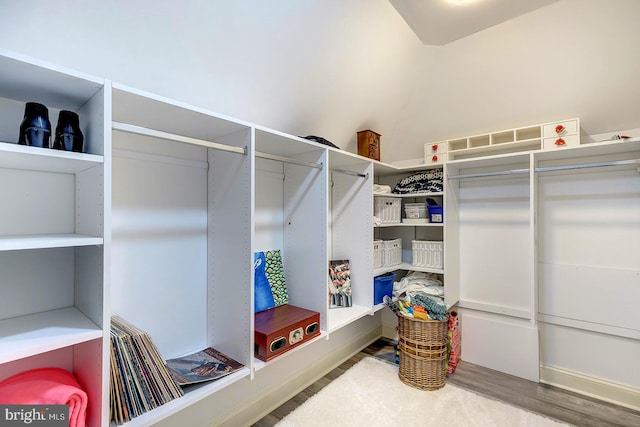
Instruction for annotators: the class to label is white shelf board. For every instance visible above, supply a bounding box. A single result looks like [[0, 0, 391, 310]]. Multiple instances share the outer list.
[[252, 331, 328, 373], [373, 159, 441, 176], [328, 148, 371, 171], [373, 191, 443, 198], [0, 142, 103, 173], [534, 138, 640, 162], [326, 305, 372, 333], [447, 150, 532, 170], [112, 83, 252, 142], [0, 49, 104, 110], [0, 306, 102, 364], [371, 302, 388, 313], [448, 138, 541, 158], [255, 127, 325, 158], [375, 223, 443, 228], [374, 263, 444, 276], [121, 367, 251, 427], [0, 234, 103, 251]]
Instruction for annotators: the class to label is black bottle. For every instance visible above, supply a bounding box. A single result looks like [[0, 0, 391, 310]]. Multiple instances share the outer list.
[[18, 102, 51, 148], [53, 110, 84, 152]]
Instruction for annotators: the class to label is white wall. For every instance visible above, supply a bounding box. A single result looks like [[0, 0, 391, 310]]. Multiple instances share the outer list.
[[2, 1, 640, 163], [0, 0, 423, 161], [393, 0, 640, 162]]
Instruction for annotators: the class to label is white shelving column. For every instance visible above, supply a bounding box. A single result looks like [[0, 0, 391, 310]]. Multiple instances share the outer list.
[[327, 150, 374, 332], [110, 84, 254, 426], [253, 128, 329, 333], [446, 153, 539, 382], [0, 50, 108, 426]]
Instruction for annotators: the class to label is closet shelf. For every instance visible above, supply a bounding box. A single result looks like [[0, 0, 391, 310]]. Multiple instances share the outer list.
[[374, 263, 444, 277], [0, 234, 103, 251], [375, 223, 443, 228], [252, 331, 327, 373], [0, 142, 103, 173], [0, 307, 102, 364], [326, 305, 373, 333], [118, 367, 251, 427], [373, 191, 443, 198]]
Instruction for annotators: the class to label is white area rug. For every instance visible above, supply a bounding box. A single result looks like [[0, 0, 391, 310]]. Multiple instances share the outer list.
[[275, 357, 569, 427]]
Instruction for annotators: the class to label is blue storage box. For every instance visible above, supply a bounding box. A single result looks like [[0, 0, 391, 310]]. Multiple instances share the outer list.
[[428, 205, 443, 223], [374, 272, 396, 305]]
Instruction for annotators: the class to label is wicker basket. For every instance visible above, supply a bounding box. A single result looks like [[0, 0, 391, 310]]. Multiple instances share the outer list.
[[397, 314, 448, 391]]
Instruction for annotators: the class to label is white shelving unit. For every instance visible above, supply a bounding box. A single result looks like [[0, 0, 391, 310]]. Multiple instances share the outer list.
[[445, 138, 640, 405], [429, 118, 580, 162], [0, 50, 108, 427], [253, 126, 328, 334], [327, 149, 374, 332], [4, 48, 637, 425], [110, 83, 254, 425], [372, 165, 449, 304]]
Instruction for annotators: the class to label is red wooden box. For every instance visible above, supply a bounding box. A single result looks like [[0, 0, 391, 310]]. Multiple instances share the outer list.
[[254, 304, 321, 362]]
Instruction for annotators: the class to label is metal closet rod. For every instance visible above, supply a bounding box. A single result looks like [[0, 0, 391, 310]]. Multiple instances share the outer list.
[[113, 122, 323, 169], [255, 151, 323, 170], [113, 122, 247, 155], [331, 169, 368, 178], [448, 168, 529, 180], [448, 158, 640, 180], [535, 158, 640, 173]]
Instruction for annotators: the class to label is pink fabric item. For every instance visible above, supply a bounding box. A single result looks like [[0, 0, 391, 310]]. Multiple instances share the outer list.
[[0, 367, 87, 427]]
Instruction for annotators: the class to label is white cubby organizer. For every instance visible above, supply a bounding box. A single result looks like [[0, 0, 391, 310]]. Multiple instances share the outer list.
[[426, 118, 581, 163]]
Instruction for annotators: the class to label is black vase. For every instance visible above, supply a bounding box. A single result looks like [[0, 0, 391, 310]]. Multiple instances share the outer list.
[[53, 110, 84, 152], [18, 102, 51, 148]]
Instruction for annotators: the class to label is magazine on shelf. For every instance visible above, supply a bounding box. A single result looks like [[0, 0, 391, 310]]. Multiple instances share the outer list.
[[165, 347, 244, 386], [328, 259, 352, 308]]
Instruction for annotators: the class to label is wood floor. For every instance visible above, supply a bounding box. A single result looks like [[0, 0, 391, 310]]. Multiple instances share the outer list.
[[252, 338, 640, 427]]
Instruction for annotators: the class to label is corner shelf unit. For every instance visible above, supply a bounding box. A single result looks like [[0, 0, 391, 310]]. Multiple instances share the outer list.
[[372, 164, 451, 307]]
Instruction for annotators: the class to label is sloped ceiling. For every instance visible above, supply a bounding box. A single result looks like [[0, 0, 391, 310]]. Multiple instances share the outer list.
[[389, 0, 559, 45]]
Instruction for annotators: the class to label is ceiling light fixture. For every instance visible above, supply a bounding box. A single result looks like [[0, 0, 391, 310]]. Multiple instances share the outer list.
[[445, 0, 481, 5]]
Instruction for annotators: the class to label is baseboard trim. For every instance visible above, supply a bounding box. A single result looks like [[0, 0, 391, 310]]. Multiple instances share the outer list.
[[381, 321, 397, 340], [219, 320, 383, 426], [540, 365, 640, 412]]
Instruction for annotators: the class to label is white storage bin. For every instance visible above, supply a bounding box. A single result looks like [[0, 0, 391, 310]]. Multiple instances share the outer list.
[[412, 240, 443, 269], [382, 238, 402, 267], [404, 202, 427, 219], [373, 240, 383, 269], [375, 197, 401, 224]]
